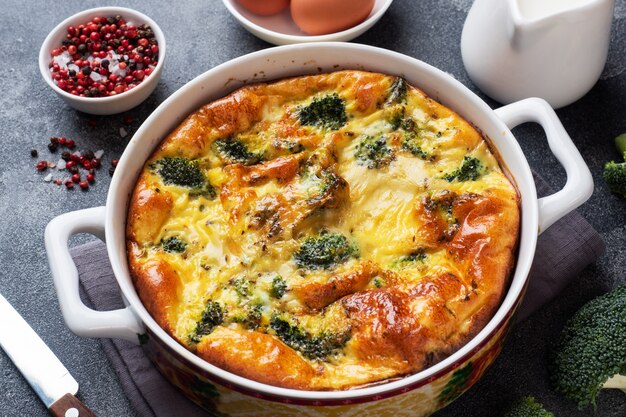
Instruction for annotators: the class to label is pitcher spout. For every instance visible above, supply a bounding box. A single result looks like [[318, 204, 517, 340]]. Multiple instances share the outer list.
[[506, 0, 614, 51]]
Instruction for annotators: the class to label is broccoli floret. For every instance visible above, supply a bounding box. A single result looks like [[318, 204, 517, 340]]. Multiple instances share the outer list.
[[152, 157, 204, 187], [233, 304, 263, 330], [151, 157, 215, 197], [391, 252, 427, 269], [389, 111, 430, 160], [402, 135, 430, 160], [269, 316, 350, 360], [443, 156, 484, 182], [604, 160, 626, 197], [550, 283, 626, 409], [389, 107, 417, 131], [213, 137, 263, 165], [231, 276, 251, 298], [270, 275, 287, 299], [386, 77, 408, 105], [298, 94, 347, 130], [301, 167, 342, 199], [355, 134, 395, 169], [190, 301, 224, 343], [502, 396, 554, 417], [294, 232, 359, 270], [273, 139, 305, 154], [603, 134, 626, 197], [161, 236, 187, 253]]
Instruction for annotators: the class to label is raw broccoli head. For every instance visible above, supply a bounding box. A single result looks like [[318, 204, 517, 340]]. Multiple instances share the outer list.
[[603, 157, 626, 198], [550, 283, 626, 409], [502, 396, 554, 417], [603, 133, 626, 197], [298, 94, 347, 130]]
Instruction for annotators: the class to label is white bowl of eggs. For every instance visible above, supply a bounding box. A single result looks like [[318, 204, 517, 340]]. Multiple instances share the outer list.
[[222, 0, 394, 45]]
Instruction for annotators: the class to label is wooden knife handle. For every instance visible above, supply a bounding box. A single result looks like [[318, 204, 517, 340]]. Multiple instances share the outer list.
[[49, 393, 97, 417]]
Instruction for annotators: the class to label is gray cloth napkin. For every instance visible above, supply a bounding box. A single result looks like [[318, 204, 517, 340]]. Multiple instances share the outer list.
[[72, 173, 605, 417]]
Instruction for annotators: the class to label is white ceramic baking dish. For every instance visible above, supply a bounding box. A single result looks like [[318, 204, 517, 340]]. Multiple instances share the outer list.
[[45, 43, 593, 416]]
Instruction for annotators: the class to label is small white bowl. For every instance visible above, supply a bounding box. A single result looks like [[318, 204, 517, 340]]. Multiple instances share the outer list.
[[222, 0, 394, 45], [39, 7, 166, 115]]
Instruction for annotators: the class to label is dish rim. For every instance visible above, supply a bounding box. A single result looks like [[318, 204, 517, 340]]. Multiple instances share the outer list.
[[106, 42, 538, 401]]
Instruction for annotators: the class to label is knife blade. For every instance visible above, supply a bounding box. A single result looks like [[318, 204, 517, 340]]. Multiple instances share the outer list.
[[0, 293, 96, 417]]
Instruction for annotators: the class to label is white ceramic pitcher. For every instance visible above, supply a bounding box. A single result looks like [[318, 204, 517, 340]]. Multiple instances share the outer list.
[[461, 0, 615, 109]]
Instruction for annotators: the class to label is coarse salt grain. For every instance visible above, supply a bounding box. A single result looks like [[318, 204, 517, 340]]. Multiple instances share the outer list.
[[53, 51, 72, 70], [57, 159, 66, 170], [90, 71, 102, 82], [120, 127, 127, 138], [94, 150, 105, 159], [43, 173, 53, 182], [111, 65, 126, 78]]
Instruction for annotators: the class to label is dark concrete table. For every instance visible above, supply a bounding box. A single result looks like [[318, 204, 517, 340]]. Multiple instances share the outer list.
[[1, 0, 624, 416]]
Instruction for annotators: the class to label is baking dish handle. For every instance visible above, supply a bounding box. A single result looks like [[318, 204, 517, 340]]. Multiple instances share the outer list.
[[45, 206, 144, 344], [494, 98, 593, 234]]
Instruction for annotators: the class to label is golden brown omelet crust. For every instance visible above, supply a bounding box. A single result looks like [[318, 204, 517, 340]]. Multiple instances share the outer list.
[[127, 70, 520, 390]]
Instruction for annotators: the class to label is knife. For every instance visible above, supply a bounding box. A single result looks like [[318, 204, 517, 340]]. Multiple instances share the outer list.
[[0, 293, 96, 417]]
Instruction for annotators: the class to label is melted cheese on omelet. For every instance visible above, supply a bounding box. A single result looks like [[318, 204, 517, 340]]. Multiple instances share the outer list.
[[126, 71, 520, 390]]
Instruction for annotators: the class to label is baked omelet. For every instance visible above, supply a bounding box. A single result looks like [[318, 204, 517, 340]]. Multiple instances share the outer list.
[[126, 70, 520, 390]]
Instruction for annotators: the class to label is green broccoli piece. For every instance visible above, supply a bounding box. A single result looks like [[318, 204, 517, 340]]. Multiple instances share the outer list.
[[151, 157, 215, 197], [270, 275, 287, 299], [190, 301, 225, 343], [213, 137, 263, 165], [391, 252, 427, 269], [294, 232, 359, 270], [389, 110, 430, 160], [161, 236, 187, 253], [231, 276, 251, 298], [152, 157, 204, 188], [301, 167, 343, 200], [502, 396, 554, 417], [443, 156, 484, 182], [355, 134, 395, 169], [389, 108, 417, 132], [298, 94, 347, 130], [603, 134, 626, 197], [389, 111, 407, 131], [233, 304, 263, 330], [550, 283, 626, 409], [269, 316, 350, 360], [402, 135, 430, 160], [386, 77, 408, 105]]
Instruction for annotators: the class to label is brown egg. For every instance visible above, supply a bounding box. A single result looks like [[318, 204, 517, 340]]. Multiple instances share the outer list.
[[237, 0, 290, 16], [291, 0, 375, 35]]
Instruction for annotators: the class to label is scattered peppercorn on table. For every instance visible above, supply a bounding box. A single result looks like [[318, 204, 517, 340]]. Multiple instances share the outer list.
[[1, 0, 625, 416]]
